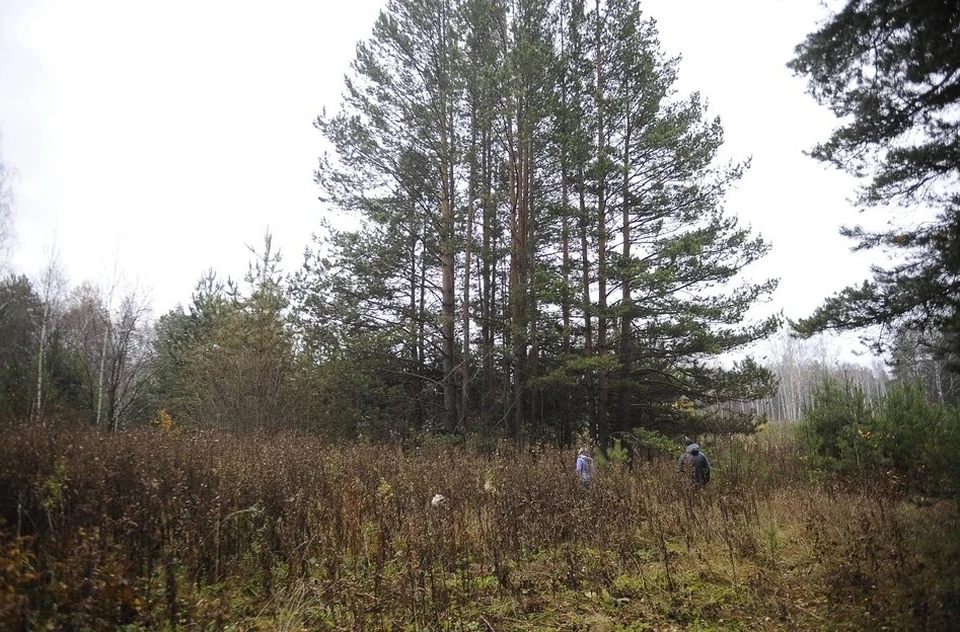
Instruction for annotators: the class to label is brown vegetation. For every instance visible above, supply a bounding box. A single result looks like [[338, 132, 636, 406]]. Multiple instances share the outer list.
[[0, 426, 957, 631]]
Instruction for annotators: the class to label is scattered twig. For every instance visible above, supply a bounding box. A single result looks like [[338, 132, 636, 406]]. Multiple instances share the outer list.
[[480, 614, 496, 632]]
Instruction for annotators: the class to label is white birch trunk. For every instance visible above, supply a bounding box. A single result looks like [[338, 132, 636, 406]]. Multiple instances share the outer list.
[[34, 306, 48, 422], [96, 320, 109, 426]]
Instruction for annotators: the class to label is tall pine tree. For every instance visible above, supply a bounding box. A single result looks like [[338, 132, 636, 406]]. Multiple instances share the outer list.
[[307, 0, 778, 444]]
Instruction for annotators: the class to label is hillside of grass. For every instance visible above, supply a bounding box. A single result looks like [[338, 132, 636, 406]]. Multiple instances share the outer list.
[[0, 424, 957, 631]]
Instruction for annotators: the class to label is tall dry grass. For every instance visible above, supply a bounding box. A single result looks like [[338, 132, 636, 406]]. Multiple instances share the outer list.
[[0, 425, 956, 630]]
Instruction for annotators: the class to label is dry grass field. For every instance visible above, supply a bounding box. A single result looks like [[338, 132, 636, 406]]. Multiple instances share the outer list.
[[0, 425, 957, 631]]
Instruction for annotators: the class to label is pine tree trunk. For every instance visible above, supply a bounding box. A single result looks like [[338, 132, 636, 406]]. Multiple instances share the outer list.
[[618, 108, 633, 436], [507, 118, 525, 438], [409, 226, 419, 365], [561, 180, 571, 356], [441, 199, 457, 433], [594, 0, 609, 450], [578, 171, 595, 440], [462, 110, 478, 434], [560, 108, 573, 445], [578, 175, 593, 357], [418, 227, 427, 406], [526, 146, 540, 435], [481, 132, 495, 431]]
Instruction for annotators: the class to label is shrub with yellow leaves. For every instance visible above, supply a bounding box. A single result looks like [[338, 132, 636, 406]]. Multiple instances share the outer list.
[[0, 532, 39, 630], [152, 408, 180, 433]]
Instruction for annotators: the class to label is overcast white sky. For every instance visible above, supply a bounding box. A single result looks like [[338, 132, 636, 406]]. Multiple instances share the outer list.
[[1, 0, 881, 356]]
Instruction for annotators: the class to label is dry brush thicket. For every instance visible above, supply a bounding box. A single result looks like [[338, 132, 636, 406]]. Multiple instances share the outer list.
[[0, 427, 956, 631]]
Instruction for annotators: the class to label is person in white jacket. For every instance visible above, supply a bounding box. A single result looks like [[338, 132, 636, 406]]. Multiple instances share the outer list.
[[575, 447, 595, 482]]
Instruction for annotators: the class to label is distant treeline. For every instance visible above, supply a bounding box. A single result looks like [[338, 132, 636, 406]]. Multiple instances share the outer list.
[[1, 263, 954, 449], [723, 333, 960, 423]]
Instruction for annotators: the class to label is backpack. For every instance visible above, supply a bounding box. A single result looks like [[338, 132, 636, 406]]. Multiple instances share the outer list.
[[578, 455, 595, 480], [693, 452, 710, 484]]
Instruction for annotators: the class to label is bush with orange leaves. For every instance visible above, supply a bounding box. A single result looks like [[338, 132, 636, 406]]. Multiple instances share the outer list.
[[0, 531, 38, 630]]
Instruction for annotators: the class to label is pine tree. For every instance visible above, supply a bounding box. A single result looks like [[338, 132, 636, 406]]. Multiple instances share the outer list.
[[790, 0, 960, 365], [315, 0, 464, 432], [152, 238, 298, 432], [307, 0, 778, 444], [0, 275, 42, 421]]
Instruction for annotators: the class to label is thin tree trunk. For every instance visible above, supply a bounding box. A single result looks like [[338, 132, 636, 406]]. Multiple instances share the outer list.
[[578, 173, 593, 357], [618, 103, 633, 436], [430, 0, 456, 434], [439, 103, 456, 431], [96, 320, 110, 427], [462, 109, 478, 434], [34, 307, 48, 423], [578, 169, 596, 440], [410, 224, 419, 365], [561, 179, 571, 355], [440, 195, 457, 433], [481, 132, 495, 431], [594, 0, 609, 450], [418, 225, 427, 393], [526, 144, 539, 435], [559, 66, 573, 444], [505, 93, 526, 437]]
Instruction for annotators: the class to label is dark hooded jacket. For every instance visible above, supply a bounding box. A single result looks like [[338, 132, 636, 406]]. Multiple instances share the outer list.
[[690, 447, 710, 484]]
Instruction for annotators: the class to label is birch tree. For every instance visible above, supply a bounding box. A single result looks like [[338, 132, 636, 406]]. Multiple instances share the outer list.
[[33, 249, 67, 423]]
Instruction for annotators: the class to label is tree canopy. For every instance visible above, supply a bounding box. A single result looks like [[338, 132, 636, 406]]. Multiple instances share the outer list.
[[0, 2, 783, 446], [303, 0, 778, 447], [789, 0, 960, 366]]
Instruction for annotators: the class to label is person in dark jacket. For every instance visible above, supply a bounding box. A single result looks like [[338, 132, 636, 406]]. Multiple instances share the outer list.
[[678, 441, 711, 484], [690, 445, 711, 485]]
